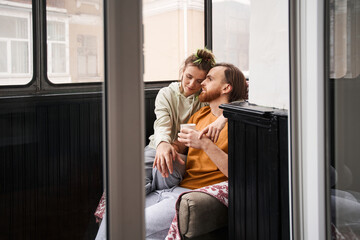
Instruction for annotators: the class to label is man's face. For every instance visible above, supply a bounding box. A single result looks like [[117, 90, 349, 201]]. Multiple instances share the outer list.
[[199, 66, 227, 102]]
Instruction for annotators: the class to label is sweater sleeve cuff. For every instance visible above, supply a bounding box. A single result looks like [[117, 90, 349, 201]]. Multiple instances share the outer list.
[[154, 137, 171, 149]]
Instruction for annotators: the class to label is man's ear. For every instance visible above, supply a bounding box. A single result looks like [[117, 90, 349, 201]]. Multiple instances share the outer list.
[[222, 84, 232, 94]]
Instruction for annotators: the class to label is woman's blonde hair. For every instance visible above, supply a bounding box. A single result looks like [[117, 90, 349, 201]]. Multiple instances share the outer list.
[[179, 48, 216, 92]]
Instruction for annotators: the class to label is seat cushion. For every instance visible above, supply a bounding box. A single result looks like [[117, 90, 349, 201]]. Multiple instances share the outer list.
[[178, 191, 228, 239]]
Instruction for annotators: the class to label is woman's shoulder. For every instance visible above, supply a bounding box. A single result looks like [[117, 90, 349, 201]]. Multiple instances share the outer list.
[[155, 82, 180, 106], [158, 82, 180, 96]]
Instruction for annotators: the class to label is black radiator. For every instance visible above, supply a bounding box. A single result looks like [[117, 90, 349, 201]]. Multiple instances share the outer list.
[[221, 102, 289, 240]]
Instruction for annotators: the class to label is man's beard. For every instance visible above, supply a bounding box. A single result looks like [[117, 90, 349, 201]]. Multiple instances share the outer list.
[[199, 88, 221, 102]]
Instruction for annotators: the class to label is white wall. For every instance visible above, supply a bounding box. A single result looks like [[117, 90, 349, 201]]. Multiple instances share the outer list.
[[248, 0, 289, 109]]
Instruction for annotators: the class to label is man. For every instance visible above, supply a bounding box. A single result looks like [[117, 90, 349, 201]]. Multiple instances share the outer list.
[[146, 63, 247, 239]]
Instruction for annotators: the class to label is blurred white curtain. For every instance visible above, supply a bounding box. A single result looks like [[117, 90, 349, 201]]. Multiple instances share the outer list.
[[330, 0, 360, 79]]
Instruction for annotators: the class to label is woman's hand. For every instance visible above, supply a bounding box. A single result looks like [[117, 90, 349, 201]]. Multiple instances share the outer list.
[[198, 115, 227, 142], [153, 142, 184, 178]]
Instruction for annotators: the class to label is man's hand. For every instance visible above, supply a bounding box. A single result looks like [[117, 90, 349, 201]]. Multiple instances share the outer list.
[[153, 142, 185, 178], [179, 128, 229, 177], [198, 115, 227, 142], [178, 128, 211, 150]]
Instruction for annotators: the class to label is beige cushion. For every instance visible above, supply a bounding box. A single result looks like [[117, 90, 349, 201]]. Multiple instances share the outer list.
[[178, 191, 228, 239]]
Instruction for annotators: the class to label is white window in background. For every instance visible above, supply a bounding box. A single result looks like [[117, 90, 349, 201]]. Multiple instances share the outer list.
[[0, 11, 32, 86], [77, 35, 98, 77], [47, 20, 70, 82], [76, 0, 100, 10], [330, 0, 360, 79], [212, 0, 250, 78]]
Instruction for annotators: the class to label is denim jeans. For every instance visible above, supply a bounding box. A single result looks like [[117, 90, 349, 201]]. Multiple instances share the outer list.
[[144, 145, 187, 195]]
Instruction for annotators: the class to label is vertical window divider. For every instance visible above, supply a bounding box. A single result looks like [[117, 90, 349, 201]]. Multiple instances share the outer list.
[[32, 0, 41, 92], [38, 0, 47, 91], [205, 0, 212, 50], [324, 0, 332, 238]]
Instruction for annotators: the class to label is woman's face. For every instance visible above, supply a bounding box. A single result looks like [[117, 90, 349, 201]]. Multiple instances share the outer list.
[[181, 65, 207, 97]]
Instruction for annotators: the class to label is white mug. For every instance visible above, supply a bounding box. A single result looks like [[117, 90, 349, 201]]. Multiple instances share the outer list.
[[180, 123, 196, 130]]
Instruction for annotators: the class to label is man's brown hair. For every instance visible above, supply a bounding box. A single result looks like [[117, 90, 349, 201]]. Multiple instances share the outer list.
[[215, 63, 247, 102]]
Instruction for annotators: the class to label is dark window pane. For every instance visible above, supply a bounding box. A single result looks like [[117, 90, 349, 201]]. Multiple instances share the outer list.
[[328, 0, 360, 237]]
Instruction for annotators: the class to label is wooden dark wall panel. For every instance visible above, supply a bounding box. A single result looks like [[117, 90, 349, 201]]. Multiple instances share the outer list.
[[37, 105, 50, 239], [80, 103, 90, 206], [12, 111, 24, 239], [86, 101, 103, 239], [0, 94, 103, 240], [48, 104, 60, 238], [58, 103, 71, 235], [0, 89, 160, 239], [144, 90, 158, 146], [1, 113, 12, 239], [24, 108, 37, 240]]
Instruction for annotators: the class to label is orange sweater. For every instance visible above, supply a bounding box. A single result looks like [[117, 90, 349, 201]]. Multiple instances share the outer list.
[[179, 106, 228, 189]]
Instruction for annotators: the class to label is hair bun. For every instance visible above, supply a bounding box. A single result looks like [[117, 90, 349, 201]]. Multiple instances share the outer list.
[[182, 48, 216, 73], [193, 48, 215, 67], [196, 48, 215, 62]]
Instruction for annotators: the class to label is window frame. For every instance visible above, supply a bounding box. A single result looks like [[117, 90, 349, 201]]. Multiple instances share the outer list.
[[289, 0, 327, 238], [0, 0, 103, 97], [205, 0, 212, 50]]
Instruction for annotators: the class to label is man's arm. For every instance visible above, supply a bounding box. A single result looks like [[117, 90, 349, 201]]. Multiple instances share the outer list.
[[178, 128, 228, 177]]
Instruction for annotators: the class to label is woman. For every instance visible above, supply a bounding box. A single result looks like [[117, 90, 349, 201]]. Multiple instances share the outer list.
[[145, 48, 227, 195]]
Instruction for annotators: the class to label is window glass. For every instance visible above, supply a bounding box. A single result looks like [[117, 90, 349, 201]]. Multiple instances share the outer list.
[[77, 35, 98, 77], [51, 43, 66, 73], [12, 41, 29, 73], [212, 0, 250, 77], [143, 0, 204, 81], [46, 0, 104, 84], [328, 0, 360, 237], [0, 42, 7, 72], [0, 3, 32, 86]]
